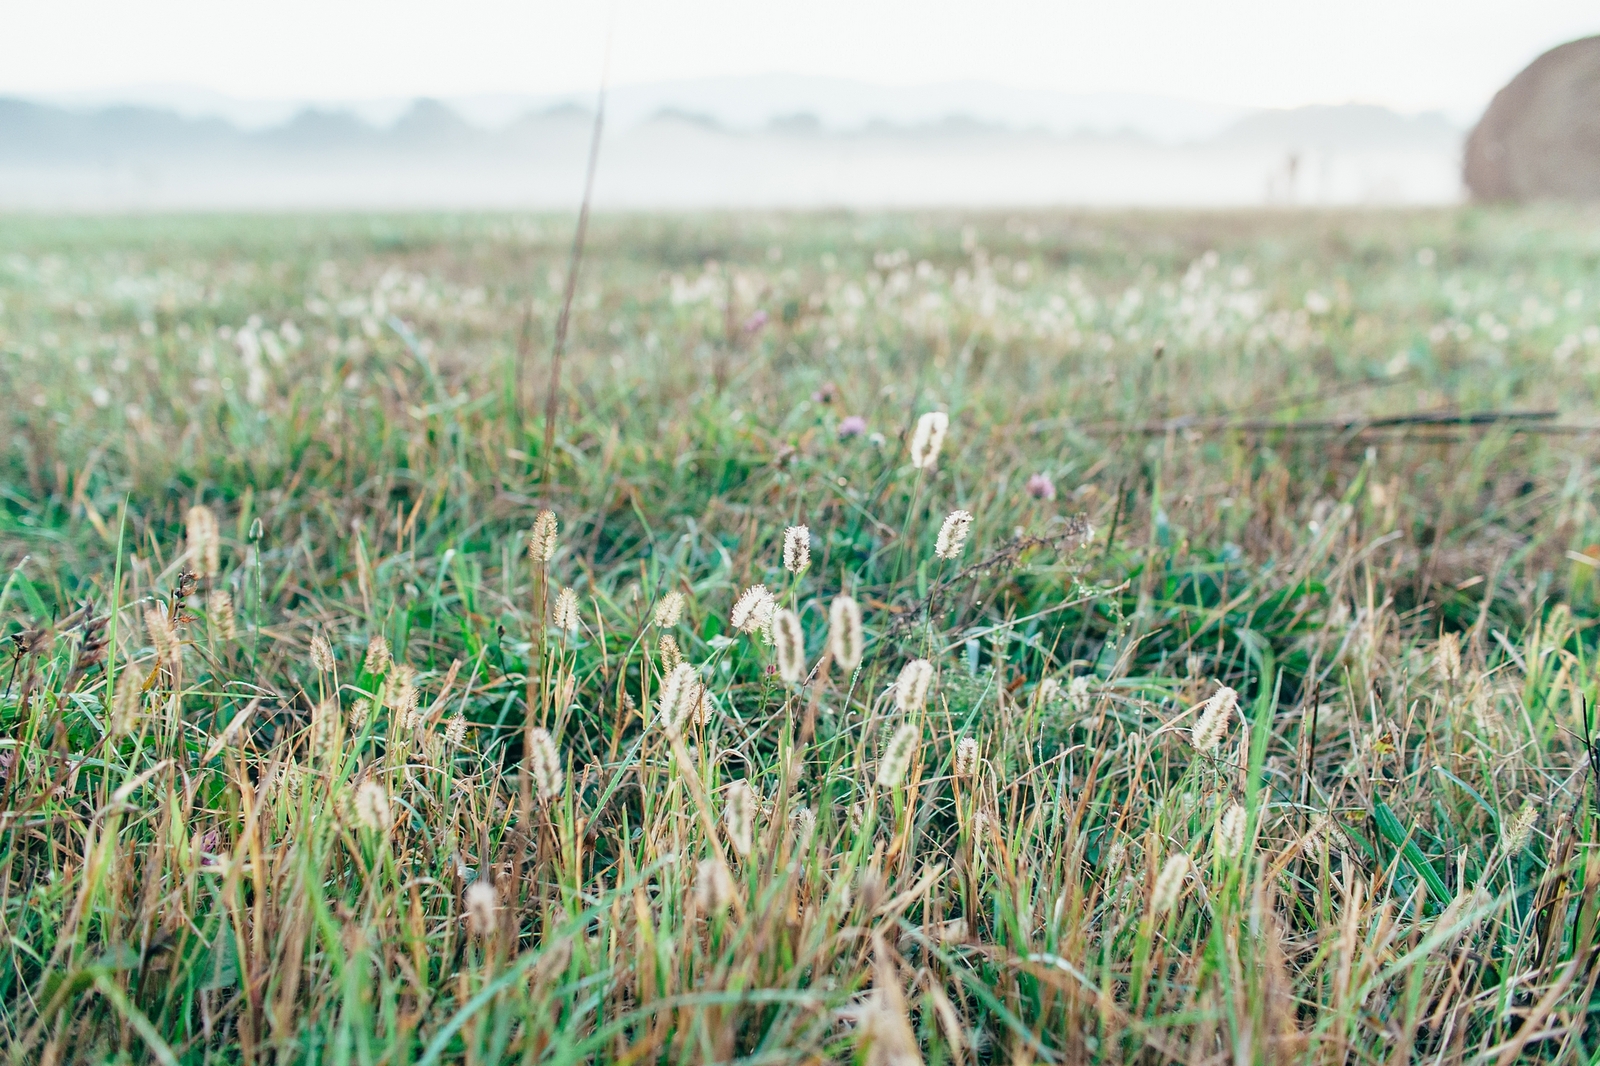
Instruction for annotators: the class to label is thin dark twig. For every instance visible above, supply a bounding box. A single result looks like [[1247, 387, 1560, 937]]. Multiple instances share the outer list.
[[1583, 696, 1600, 825], [1090, 409, 1559, 438], [540, 35, 611, 498], [1235, 369, 1417, 416], [1100, 476, 1126, 562]]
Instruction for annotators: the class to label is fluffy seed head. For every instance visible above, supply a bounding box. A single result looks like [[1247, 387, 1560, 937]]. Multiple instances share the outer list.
[[1192, 686, 1237, 752], [310, 699, 339, 767], [528, 727, 564, 802], [935, 509, 973, 560], [657, 662, 699, 735], [772, 609, 806, 682], [954, 736, 980, 779], [363, 635, 391, 676], [354, 780, 392, 832], [553, 587, 581, 632], [1152, 853, 1192, 915], [730, 584, 776, 635], [689, 679, 710, 726], [309, 631, 335, 672], [207, 589, 236, 640], [658, 633, 683, 671], [857, 932, 922, 1066], [385, 664, 419, 724], [186, 504, 221, 578], [1216, 803, 1248, 858], [894, 659, 934, 714], [465, 879, 497, 937], [695, 858, 735, 912], [789, 805, 816, 852], [1302, 813, 1346, 857], [145, 604, 180, 668], [1038, 677, 1063, 703], [1103, 837, 1128, 873], [445, 714, 467, 746], [1069, 675, 1093, 714], [1436, 632, 1463, 686], [828, 596, 864, 671], [878, 723, 919, 788], [783, 525, 811, 573], [528, 510, 558, 563], [910, 410, 949, 469], [653, 589, 685, 628], [110, 664, 145, 736], [724, 780, 755, 857], [348, 698, 371, 731], [1503, 799, 1539, 854]]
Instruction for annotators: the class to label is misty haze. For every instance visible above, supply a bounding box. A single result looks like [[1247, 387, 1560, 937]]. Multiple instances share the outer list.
[[0, 78, 1467, 209]]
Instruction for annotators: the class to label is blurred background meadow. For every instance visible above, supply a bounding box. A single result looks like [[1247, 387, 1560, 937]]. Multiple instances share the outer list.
[[4, 3, 1600, 1064]]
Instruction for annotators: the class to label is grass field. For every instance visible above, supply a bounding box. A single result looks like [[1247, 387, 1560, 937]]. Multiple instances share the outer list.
[[4, 207, 1600, 1064]]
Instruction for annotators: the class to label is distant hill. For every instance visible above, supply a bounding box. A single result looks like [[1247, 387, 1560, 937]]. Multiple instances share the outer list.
[[35, 76, 1254, 143], [0, 94, 1465, 209], [1214, 104, 1461, 152], [0, 98, 240, 162]]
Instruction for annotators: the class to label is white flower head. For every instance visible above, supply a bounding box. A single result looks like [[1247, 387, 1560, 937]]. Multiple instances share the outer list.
[[788, 805, 816, 852], [363, 635, 391, 676], [186, 504, 221, 578], [354, 779, 393, 832], [910, 410, 949, 469], [207, 589, 236, 641], [553, 587, 581, 632], [935, 509, 973, 560], [724, 780, 755, 857], [954, 736, 980, 779], [878, 723, 920, 788], [145, 604, 180, 668], [782, 525, 811, 574], [1192, 685, 1237, 752], [653, 589, 686, 628], [658, 633, 683, 671], [772, 609, 806, 683], [1068, 675, 1093, 714], [1152, 852, 1192, 915], [1215, 803, 1248, 858], [465, 879, 497, 937], [695, 857, 735, 912], [1502, 799, 1539, 854], [828, 594, 864, 670], [894, 658, 934, 714], [309, 631, 336, 673], [528, 727, 564, 802], [730, 584, 776, 635], [528, 510, 558, 563], [657, 662, 701, 735]]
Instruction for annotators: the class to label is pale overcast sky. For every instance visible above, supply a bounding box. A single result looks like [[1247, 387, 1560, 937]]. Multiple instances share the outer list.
[[2, 0, 1595, 114]]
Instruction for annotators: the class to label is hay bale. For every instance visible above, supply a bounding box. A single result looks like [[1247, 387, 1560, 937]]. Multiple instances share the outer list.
[[1464, 35, 1600, 201]]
